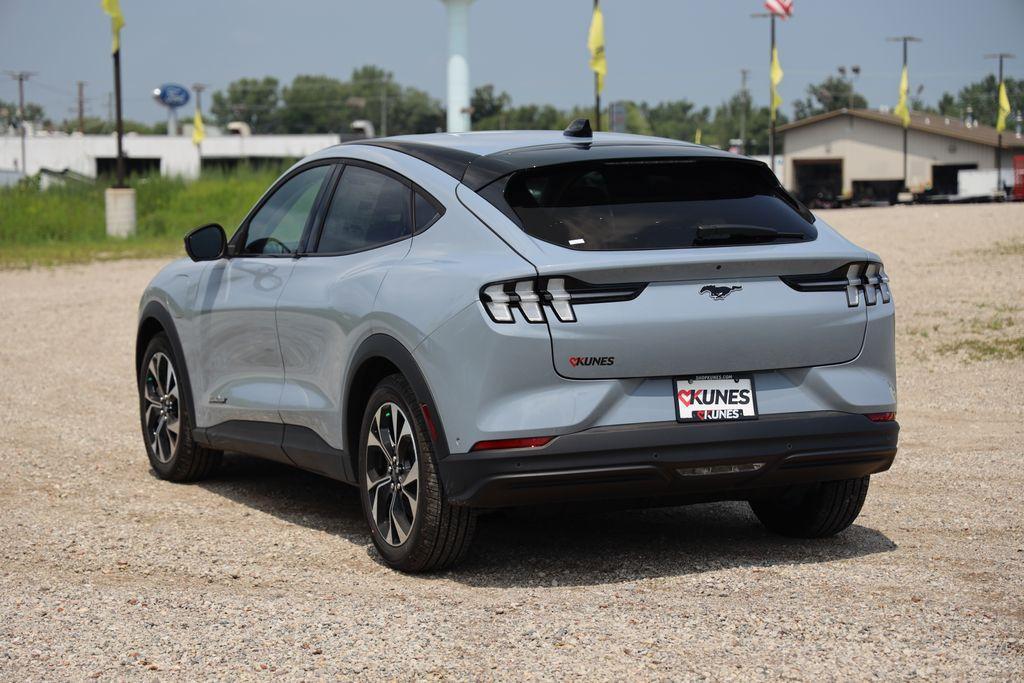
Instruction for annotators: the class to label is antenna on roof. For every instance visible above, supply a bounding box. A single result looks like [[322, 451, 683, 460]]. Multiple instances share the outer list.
[[564, 118, 593, 138]]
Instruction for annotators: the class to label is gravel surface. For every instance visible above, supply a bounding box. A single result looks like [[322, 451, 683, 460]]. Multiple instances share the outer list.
[[1, 203, 1022, 680]]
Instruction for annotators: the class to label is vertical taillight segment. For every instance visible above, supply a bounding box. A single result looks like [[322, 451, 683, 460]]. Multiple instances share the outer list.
[[783, 261, 891, 307], [480, 277, 646, 324]]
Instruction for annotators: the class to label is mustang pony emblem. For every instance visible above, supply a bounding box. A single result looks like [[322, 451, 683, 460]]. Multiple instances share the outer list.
[[699, 285, 742, 300]]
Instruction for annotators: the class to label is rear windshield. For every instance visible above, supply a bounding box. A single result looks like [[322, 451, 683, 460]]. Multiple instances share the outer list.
[[491, 158, 816, 251]]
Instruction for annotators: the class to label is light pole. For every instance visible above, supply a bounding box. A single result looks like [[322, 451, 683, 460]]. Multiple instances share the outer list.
[[836, 65, 861, 109], [887, 36, 921, 192]]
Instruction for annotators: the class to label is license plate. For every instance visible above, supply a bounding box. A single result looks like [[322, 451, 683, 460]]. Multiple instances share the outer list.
[[674, 374, 758, 422]]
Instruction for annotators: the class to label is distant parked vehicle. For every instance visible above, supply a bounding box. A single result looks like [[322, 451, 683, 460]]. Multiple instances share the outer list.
[[136, 122, 899, 571]]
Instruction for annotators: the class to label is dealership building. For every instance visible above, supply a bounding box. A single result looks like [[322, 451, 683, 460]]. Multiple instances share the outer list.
[[0, 129, 344, 183], [777, 108, 1023, 203]]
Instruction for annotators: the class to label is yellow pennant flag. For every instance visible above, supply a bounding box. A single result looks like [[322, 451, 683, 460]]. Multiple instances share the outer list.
[[893, 65, 910, 128], [588, 4, 607, 94], [101, 0, 125, 54], [996, 80, 1011, 133], [192, 107, 206, 146], [770, 47, 783, 122]]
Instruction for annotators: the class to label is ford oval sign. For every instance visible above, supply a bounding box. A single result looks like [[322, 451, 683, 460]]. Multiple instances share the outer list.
[[157, 83, 190, 109]]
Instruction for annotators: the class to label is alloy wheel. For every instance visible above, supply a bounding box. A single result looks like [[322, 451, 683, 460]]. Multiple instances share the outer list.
[[143, 352, 180, 464], [365, 402, 420, 546]]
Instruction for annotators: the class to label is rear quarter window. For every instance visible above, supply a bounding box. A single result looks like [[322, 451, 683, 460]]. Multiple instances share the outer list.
[[491, 158, 815, 251]]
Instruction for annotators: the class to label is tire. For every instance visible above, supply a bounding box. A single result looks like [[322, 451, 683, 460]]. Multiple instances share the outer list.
[[358, 373, 475, 572], [138, 333, 221, 482], [749, 476, 870, 538]]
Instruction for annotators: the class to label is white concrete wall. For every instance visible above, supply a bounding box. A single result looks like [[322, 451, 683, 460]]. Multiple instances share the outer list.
[[782, 115, 1016, 195], [0, 133, 341, 179]]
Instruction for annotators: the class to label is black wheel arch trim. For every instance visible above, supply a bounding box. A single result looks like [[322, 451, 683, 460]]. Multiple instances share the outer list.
[[345, 333, 450, 460], [136, 301, 198, 432]]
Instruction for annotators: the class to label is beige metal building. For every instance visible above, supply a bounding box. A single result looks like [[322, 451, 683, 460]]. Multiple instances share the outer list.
[[778, 108, 1023, 203]]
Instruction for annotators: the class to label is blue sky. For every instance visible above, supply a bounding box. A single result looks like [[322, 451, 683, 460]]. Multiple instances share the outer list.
[[1, 0, 1021, 124]]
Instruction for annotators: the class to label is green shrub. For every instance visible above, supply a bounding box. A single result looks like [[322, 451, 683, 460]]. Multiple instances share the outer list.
[[0, 167, 284, 267]]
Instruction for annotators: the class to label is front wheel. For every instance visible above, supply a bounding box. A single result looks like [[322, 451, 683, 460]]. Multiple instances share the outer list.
[[749, 476, 870, 538], [358, 374, 475, 572], [139, 333, 221, 482]]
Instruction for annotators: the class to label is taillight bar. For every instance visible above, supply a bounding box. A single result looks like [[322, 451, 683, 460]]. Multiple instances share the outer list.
[[480, 277, 646, 324], [470, 436, 553, 452], [782, 261, 891, 307]]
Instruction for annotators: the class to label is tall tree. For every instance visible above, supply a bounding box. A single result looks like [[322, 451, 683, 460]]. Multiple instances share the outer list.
[[793, 76, 867, 119], [470, 85, 512, 125], [0, 99, 50, 129], [705, 93, 783, 155], [643, 99, 710, 142], [279, 74, 350, 134], [937, 74, 1022, 126], [210, 77, 281, 133]]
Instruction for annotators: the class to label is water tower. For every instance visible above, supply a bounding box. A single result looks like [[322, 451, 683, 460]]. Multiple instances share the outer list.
[[439, 0, 474, 133]]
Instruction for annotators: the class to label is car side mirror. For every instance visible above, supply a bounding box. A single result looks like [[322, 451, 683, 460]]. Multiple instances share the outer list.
[[184, 223, 227, 262]]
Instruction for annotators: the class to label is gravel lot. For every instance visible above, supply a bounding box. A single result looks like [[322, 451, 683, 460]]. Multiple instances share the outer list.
[[1, 203, 1022, 680]]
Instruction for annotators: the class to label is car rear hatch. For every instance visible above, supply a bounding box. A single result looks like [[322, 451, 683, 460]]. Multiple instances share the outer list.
[[472, 154, 871, 379]]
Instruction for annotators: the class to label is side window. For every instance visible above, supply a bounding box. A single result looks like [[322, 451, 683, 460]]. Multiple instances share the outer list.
[[316, 166, 411, 254], [414, 190, 442, 232], [243, 165, 331, 255]]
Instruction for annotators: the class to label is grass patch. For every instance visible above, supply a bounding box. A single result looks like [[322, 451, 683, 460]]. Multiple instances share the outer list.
[[988, 240, 1024, 256], [938, 336, 1024, 361], [0, 167, 283, 268]]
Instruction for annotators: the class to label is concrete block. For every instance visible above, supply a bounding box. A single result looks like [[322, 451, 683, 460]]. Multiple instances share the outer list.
[[105, 187, 136, 238]]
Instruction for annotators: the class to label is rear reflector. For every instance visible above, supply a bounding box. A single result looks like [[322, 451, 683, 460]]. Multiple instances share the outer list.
[[470, 436, 553, 452], [419, 403, 439, 443], [865, 412, 896, 422], [676, 462, 765, 477]]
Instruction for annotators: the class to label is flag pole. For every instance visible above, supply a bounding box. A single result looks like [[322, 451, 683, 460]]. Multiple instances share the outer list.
[[986, 52, 1016, 193], [901, 39, 907, 190], [112, 45, 125, 188], [593, 0, 601, 131], [769, 14, 776, 169], [888, 36, 921, 192]]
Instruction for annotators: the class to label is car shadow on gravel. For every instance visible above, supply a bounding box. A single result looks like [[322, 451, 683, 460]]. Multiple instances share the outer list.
[[201, 454, 898, 586], [454, 503, 897, 587]]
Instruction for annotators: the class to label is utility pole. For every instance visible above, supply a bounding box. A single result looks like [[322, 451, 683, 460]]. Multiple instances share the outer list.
[[4, 70, 36, 174], [985, 52, 1015, 193], [887, 36, 921, 192], [77, 81, 86, 133], [380, 78, 388, 138], [740, 68, 750, 154], [191, 83, 206, 115]]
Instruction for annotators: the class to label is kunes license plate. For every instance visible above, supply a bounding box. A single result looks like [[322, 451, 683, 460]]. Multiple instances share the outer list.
[[674, 374, 758, 422]]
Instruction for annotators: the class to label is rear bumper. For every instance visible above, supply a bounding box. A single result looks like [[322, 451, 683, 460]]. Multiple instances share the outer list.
[[438, 411, 898, 508]]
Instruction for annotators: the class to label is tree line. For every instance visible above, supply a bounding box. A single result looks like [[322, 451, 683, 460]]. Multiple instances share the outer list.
[[3, 65, 1019, 148]]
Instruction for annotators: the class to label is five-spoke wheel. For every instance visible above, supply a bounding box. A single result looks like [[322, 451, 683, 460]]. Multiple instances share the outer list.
[[143, 351, 180, 464], [138, 333, 221, 481], [358, 374, 475, 571], [364, 402, 420, 546]]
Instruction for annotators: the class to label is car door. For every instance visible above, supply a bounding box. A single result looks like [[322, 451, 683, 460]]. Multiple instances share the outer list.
[[191, 162, 334, 432], [276, 162, 425, 469]]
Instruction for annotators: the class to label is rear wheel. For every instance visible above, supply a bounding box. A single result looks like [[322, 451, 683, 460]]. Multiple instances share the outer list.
[[139, 333, 221, 482], [358, 374, 474, 572], [749, 476, 870, 538]]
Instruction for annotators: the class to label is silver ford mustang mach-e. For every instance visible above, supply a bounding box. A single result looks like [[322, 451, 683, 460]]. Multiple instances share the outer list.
[[136, 123, 898, 571]]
